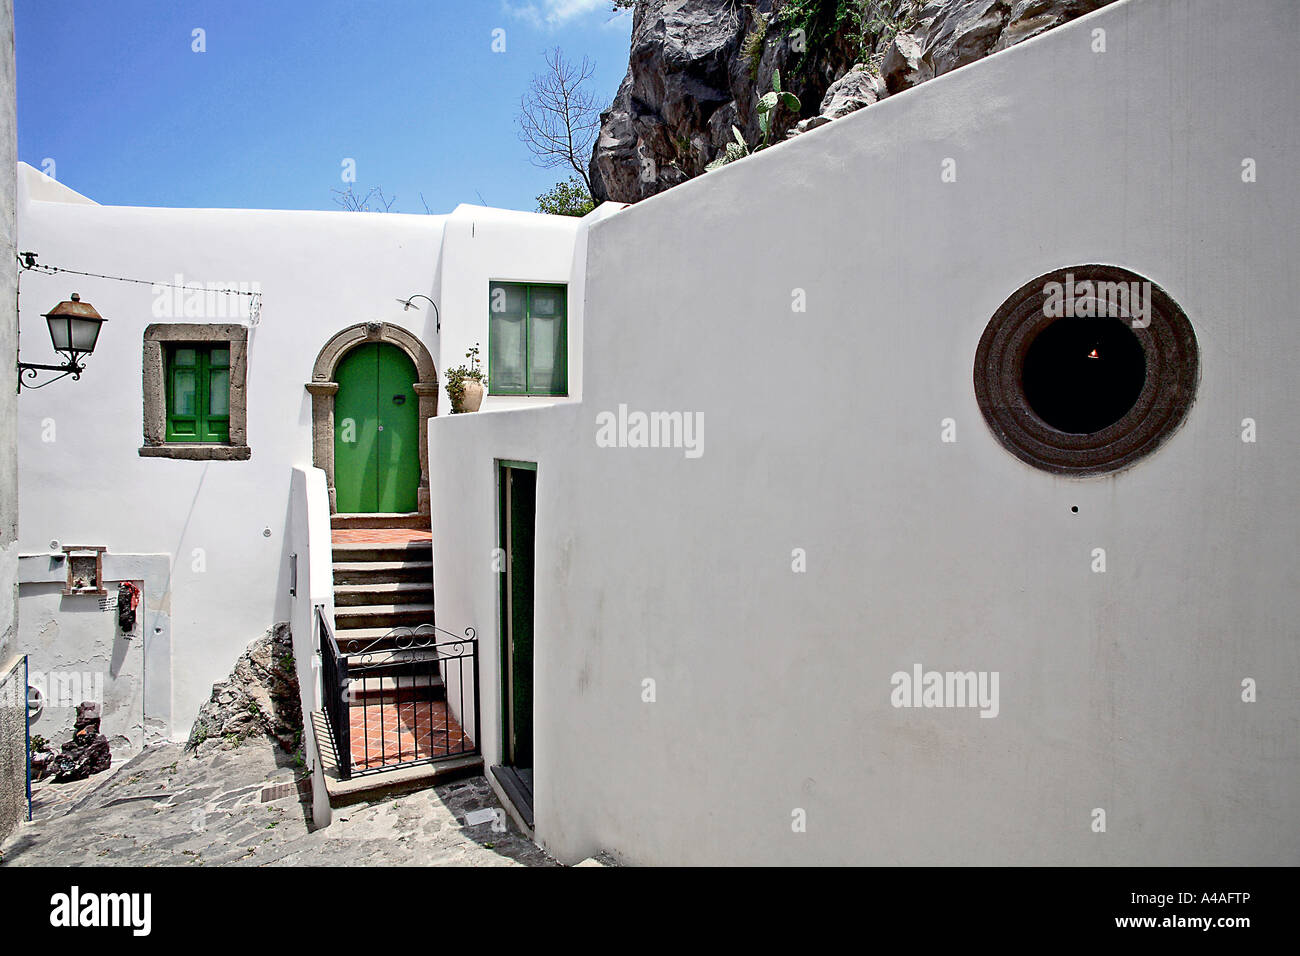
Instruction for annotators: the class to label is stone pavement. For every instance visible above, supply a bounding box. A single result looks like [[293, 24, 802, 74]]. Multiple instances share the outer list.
[[0, 739, 557, 867]]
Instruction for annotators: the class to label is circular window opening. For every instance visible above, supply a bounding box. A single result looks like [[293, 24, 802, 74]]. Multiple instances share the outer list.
[[1022, 317, 1146, 433], [974, 265, 1198, 476]]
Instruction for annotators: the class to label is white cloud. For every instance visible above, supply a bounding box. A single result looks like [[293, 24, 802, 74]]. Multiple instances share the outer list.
[[503, 0, 623, 30]]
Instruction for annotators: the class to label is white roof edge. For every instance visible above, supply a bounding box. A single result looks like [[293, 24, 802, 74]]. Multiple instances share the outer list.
[[585, 201, 627, 223], [449, 202, 582, 224], [18, 162, 99, 205]]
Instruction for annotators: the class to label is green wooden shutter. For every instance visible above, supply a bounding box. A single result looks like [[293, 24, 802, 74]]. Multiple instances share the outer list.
[[489, 282, 528, 394], [165, 345, 231, 443], [488, 282, 567, 396], [205, 347, 231, 442], [166, 347, 200, 441], [527, 285, 566, 396]]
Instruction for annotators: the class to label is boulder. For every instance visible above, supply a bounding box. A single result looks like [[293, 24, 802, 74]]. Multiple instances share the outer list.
[[921, 0, 1013, 78], [821, 65, 885, 118], [790, 66, 884, 136], [996, 0, 1110, 51], [922, 0, 1110, 78], [590, 0, 859, 202], [882, 32, 931, 94], [186, 622, 302, 756]]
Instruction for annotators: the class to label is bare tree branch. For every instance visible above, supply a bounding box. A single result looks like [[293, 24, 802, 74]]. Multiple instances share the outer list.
[[331, 185, 396, 213], [517, 47, 600, 198]]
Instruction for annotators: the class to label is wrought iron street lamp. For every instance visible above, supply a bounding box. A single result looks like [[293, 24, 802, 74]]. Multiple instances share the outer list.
[[17, 292, 107, 391]]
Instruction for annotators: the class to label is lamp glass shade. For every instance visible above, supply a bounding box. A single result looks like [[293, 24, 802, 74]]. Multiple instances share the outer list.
[[68, 316, 104, 353], [46, 314, 72, 352], [42, 294, 106, 358]]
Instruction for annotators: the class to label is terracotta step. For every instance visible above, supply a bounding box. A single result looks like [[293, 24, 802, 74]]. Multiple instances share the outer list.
[[333, 560, 433, 585], [334, 582, 434, 607], [333, 603, 435, 632], [347, 672, 446, 703], [331, 512, 428, 531], [331, 540, 431, 564]]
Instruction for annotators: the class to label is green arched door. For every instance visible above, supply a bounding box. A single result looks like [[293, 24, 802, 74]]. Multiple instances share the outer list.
[[334, 343, 420, 513]]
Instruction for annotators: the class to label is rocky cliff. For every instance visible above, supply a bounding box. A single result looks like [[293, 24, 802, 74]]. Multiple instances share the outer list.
[[590, 0, 1112, 203]]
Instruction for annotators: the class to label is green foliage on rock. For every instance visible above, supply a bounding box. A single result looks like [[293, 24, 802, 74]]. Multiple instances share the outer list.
[[706, 70, 802, 172], [742, 6, 769, 81], [757, 68, 802, 144], [780, 0, 920, 64]]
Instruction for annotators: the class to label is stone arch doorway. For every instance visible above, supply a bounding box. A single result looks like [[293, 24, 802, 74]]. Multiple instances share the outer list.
[[307, 322, 438, 516]]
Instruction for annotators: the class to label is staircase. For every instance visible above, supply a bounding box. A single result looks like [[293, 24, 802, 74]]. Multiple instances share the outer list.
[[311, 514, 481, 809], [330, 515, 444, 720], [331, 514, 435, 650]]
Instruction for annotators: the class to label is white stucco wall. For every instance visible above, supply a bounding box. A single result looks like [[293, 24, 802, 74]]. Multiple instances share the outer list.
[[435, 204, 583, 411], [17, 552, 171, 749], [286, 465, 332, 827], [429, 0, 1300, 865], [14, 172, 583, 737]]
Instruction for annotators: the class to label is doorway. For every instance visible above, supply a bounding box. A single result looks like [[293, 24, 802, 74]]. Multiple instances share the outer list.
[[493, 460, 536, 825], [333, 342, 420, 513]]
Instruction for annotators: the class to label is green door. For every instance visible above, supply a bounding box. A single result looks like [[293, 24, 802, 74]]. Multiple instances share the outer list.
[[499, 464, 536, 769], [334, 343, 420, 513]]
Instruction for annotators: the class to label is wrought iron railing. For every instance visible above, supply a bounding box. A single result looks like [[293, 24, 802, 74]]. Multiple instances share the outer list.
[[317, 607, 351, 774], [318, 608, 479, 780]]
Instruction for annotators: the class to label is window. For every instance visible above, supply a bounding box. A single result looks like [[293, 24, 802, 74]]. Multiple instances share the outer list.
[[489, 282, 567, 396], [973, 265, 1197, 476], [140, 323, 250, 460], [165, 345, 230, 442]]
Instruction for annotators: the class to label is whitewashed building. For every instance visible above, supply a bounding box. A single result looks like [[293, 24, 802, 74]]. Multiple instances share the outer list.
[[426, 0, 1299, 864], [13, 166, 600, 775], [8, 0, 1297, 865]]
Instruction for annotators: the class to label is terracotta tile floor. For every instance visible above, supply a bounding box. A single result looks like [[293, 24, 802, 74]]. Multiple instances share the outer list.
[[333, 528, 432, 544], [348, 698, 473, 771]]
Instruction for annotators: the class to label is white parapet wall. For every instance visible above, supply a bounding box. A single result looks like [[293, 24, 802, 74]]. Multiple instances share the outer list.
[[286, 465, 334, 829], [429, 0, 1300, 865]]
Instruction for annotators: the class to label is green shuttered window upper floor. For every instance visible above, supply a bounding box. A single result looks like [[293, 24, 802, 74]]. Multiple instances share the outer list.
[[489, 282, 567, 396]]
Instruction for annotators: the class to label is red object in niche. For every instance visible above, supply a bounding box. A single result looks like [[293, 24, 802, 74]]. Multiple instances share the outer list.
[[117, 582, 141, 633]]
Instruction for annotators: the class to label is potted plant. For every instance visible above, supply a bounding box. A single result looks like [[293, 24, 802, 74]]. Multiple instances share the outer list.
[[446, 343, 487, 413]]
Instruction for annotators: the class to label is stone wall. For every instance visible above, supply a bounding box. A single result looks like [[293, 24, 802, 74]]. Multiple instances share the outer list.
[[0, 0, 23, 847], [0, 656, 26, 844]]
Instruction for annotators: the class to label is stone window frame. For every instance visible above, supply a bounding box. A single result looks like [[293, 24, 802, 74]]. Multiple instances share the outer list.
[[307, 321, 438, 516], [139, 323, 251, 461]]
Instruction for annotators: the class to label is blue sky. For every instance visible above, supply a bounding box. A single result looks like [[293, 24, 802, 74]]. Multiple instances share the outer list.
[[14, 0, 632, 213]]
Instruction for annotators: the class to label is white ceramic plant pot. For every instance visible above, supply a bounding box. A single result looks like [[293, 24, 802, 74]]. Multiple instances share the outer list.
[[459, 381, 485, 413]]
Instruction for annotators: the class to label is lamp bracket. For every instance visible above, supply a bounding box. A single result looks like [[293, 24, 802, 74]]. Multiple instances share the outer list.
[[17, 359, 85, 392]]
